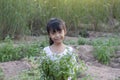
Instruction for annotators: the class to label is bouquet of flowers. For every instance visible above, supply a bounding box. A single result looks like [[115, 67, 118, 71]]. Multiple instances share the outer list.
[[38, 51, 86, 80]]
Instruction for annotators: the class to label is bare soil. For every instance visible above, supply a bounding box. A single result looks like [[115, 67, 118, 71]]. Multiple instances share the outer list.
[[75, 45, 120, 80]]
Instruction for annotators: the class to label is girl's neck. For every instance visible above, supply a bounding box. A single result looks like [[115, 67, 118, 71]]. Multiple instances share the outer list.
[[52, 43, 64, 47], [50, 43, 66, 54]]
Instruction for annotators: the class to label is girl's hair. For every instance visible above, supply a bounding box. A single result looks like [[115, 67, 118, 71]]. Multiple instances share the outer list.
[[46, 18, 66, 45]]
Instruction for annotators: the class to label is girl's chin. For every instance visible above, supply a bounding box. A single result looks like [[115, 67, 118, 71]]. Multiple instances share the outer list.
[[54, 41, 62, 44]]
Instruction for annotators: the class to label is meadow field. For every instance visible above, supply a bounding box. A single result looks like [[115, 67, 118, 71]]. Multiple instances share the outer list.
[[0, 0, 120, 39]]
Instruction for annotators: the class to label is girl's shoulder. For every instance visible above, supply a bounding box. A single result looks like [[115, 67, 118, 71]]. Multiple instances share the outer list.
[[66, 46, 74, 52], [43, 46, 49, 51], [43, 46, 51, 54]]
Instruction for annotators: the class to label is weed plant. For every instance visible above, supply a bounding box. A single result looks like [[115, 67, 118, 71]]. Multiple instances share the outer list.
[[77, 36, 120, 64], [93, 46, 114, 64], [78, 37, 91, 45], [0, 68, 4, 80], [0, 39, 48, 62], [92, 37, 117, 64], [64, 40, 77, 45], [0, 41, 21, 62]]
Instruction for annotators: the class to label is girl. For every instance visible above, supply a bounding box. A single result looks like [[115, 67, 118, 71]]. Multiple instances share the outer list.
[[43, 18, 76, 80], [44, 18, 73, 59]]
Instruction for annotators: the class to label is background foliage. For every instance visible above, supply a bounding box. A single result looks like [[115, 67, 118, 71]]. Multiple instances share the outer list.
[[0, 0, 120, 39]]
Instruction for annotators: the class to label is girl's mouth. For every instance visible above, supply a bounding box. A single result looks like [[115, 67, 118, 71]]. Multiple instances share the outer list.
[[54, 39, 60, 40]]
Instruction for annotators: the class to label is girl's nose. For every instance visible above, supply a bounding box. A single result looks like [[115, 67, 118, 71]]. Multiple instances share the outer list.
[[55, 32, 60, 37]]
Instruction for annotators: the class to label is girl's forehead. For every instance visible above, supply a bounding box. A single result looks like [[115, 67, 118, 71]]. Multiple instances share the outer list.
[[49, 28, 63, 33], [49, 25, 64, 30]]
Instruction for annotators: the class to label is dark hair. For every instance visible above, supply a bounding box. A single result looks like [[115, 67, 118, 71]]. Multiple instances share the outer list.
[[46, 18, 66, 45]]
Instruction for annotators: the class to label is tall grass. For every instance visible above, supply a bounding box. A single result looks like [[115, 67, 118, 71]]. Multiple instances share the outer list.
[[0, 68, 4, 80], [0, 0, 120, 39], [0, 0, 37, 39]]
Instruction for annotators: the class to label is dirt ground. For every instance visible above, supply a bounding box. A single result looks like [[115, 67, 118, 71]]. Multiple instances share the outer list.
[[75, 45, 120, 80], [0, 53, 120, 80], [0, 32, 120, 80]]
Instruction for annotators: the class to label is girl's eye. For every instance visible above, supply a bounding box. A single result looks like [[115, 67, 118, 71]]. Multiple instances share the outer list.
[[50, 31, 55, 34], [58, 31, 61, 33], [50, 31, 61, 34]]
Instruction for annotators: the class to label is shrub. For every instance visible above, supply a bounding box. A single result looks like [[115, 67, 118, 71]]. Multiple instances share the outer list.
[[0, 40, 47, 62], [0, 42, 22, 62], [78, 37, 91, 45], [0, 68, 4, 80], [94, 46, 114, 64], [92, 37, 117, 64]]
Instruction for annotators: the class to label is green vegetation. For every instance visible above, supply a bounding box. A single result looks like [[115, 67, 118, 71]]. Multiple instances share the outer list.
[[93, 46, 114, 64], [0, 68, 4, 80], [0, 0, 120, 39], [92, 37, 120, 64], [78, 37, 91, 45], [0, 37, 48, 62], [64, 40, 77, 45], [38, 52, 86, 80], [0, 0, 36, 39], [0, 0, 120, 77], [0, 35, 119, 64], [78, 36, 120, 64], [10, 54, 87, 80]]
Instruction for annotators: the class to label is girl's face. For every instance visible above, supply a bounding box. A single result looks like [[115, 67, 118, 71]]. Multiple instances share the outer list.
[[49, 29, 66, 44]]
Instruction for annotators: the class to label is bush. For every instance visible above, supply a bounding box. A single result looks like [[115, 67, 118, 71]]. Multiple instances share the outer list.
[[94, 46, 114, 64], [0, 42, 22, 62], [0, 40, 47, 62], [92, 37, 117, 64], [78, 37, 91, 45], [0, 68, 4, 80]]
